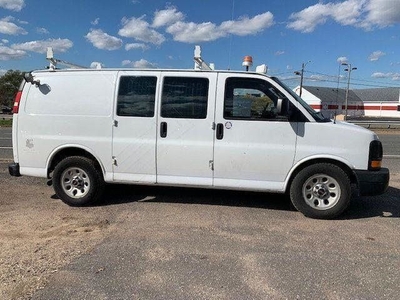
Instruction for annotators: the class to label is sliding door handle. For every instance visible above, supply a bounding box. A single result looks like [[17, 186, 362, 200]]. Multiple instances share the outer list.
[[160, 121, 167, 138], [216, 123, 224, 140]]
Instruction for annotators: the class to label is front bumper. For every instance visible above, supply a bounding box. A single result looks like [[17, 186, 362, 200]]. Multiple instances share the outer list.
[[354, 168, 389, 196], [9, 162, 21, 177]]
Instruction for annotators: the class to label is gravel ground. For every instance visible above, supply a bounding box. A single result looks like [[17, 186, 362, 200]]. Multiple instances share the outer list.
[[0, 164, 118, 299], [1, 162, 399, 299]]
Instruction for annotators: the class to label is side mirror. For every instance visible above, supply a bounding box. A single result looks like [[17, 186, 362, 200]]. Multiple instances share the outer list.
[[276, 98, 295, 121], [276, 98, 283, 115]]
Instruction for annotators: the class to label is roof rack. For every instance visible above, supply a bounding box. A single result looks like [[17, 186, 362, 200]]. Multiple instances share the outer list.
[[193, 46, 214, 70], [46, 47, 86, 71]]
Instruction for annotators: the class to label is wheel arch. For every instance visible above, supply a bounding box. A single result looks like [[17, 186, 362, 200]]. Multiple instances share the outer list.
[[46, 146, 105, 179], [285, 158, 357, 193]]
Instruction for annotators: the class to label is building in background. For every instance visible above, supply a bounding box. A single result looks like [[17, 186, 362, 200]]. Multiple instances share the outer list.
[[294, 86, 400, 119]]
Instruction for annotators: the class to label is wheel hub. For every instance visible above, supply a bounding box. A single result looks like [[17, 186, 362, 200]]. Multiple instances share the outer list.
[[71, 176, 84, 189], [61, 167, 90, 199], [302, 174, 341, 211], [312, 183, 329, 199]]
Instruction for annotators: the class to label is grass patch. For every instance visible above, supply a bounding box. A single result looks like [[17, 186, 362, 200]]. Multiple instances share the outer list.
[[0, 118, 12, 127]]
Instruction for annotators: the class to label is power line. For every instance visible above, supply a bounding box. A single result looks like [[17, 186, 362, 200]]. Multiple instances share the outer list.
[[304, 69, 400, 88]]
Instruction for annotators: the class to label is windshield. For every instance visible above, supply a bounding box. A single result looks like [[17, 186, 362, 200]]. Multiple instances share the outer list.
[[271, 77, 330, 122]]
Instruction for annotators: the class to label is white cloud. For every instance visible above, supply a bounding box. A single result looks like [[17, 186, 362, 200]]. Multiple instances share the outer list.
[[0, 16, 27, 35], [167, 12, 274, 43], [275, 50, 285, 56], [219, 12, 274, 36], [120, 8, 273, 45], [12, 38, 73, 54], [1, 39, 9, 44], [36, 27, 49, 34], [337, 56, 349, 64], [310, 74, 327, 81], [152, 6, 184, 28], [125, 43, 149, 51], [329, 0, 365, 26], [0, 45, 26, 60], [119, 16, 166, 45], [167, 21, 224, 43], [288, 0, 400, 32], [0, 0, 25, 11], [90, 61, 104, 69], [371, 72, 400, 80], [368, 50, 385, 61], [363, 0, 400, 28], [287, 3, 332, 33], [91, 18, 100, 26], [85, 29, 122, 50], [122, 59, 157, 68]]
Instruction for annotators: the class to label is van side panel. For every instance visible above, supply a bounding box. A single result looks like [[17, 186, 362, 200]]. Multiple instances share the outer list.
[[17, 71, 116, 178]]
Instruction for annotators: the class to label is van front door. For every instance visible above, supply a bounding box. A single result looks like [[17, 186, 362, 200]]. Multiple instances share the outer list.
[[156, 73, 217, 186], [213, 74, 297, 191], [112, 71, 160, 183]]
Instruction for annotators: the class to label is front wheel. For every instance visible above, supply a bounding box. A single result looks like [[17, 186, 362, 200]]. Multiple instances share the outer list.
[[53, 156, 104, 206], [290, 163, 351, 219]]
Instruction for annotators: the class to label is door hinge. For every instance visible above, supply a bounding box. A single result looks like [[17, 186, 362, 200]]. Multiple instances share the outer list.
[[113, 120, 118, 127], [211, 122, 216, 130], [209, 160, 214, 171], [112, 156, 117, 166]]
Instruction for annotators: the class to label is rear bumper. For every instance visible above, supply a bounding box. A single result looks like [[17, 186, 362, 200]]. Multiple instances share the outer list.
[[8, 162, 21, 177], [354, 168, 389, 196]]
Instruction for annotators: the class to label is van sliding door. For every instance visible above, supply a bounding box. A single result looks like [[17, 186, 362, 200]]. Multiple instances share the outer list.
[[156, 73, 217, 186], [112, 71, 160, 183]]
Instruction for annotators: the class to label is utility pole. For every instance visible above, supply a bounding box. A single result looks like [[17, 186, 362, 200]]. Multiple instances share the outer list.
[[294, 61, 310, 97], [341, 63, 357, 121]]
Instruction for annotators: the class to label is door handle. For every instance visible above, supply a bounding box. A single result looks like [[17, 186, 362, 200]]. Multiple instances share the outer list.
[[160, 121, 167, 138], [216, 123, 224, 140]]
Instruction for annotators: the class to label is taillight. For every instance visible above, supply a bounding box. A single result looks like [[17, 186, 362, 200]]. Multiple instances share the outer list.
[[13, 80, 25, 114], [13, 91, 22, 114], [369, 140, 383, 170]]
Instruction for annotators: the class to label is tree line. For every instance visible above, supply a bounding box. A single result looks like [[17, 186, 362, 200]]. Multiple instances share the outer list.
[[0, 70, 24, 108]]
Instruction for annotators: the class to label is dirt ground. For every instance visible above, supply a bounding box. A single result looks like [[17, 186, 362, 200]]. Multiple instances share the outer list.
[[0, 164, 123, 299], [1, 161, 399, 299]]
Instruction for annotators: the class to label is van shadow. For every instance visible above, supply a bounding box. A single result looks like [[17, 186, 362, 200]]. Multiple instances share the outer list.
[[97, 184, 400, 219], [340, 186, 400, 219], [99, 184, 293, 212]]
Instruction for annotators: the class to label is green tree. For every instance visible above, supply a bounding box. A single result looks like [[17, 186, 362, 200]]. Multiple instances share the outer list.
[[0, 70, 24, 107]]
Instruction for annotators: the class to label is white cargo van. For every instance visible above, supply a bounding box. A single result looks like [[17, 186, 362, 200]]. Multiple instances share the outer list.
[[9, 68, 389, 219]]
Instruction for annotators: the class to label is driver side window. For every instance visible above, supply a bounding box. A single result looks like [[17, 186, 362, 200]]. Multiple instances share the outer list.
[[224, 77, 288, 121]]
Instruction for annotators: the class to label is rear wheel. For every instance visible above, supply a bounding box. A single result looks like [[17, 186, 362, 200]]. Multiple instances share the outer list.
[[53, 156, 104, 206], [290, 163, 351, 219]]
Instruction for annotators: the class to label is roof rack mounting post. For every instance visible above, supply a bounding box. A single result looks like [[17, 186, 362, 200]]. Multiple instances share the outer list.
[[194, 45, 213, 71], [46, 47, 57, 71], [46, 47, 86, 70]]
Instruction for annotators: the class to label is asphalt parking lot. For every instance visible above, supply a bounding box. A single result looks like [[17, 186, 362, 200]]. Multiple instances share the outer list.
[[0, 124, 399, 299]]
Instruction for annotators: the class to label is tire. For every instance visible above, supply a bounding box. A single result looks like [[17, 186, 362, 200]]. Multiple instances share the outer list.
[[290, 163, 351, 219], [53, 156, 104, 206]]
